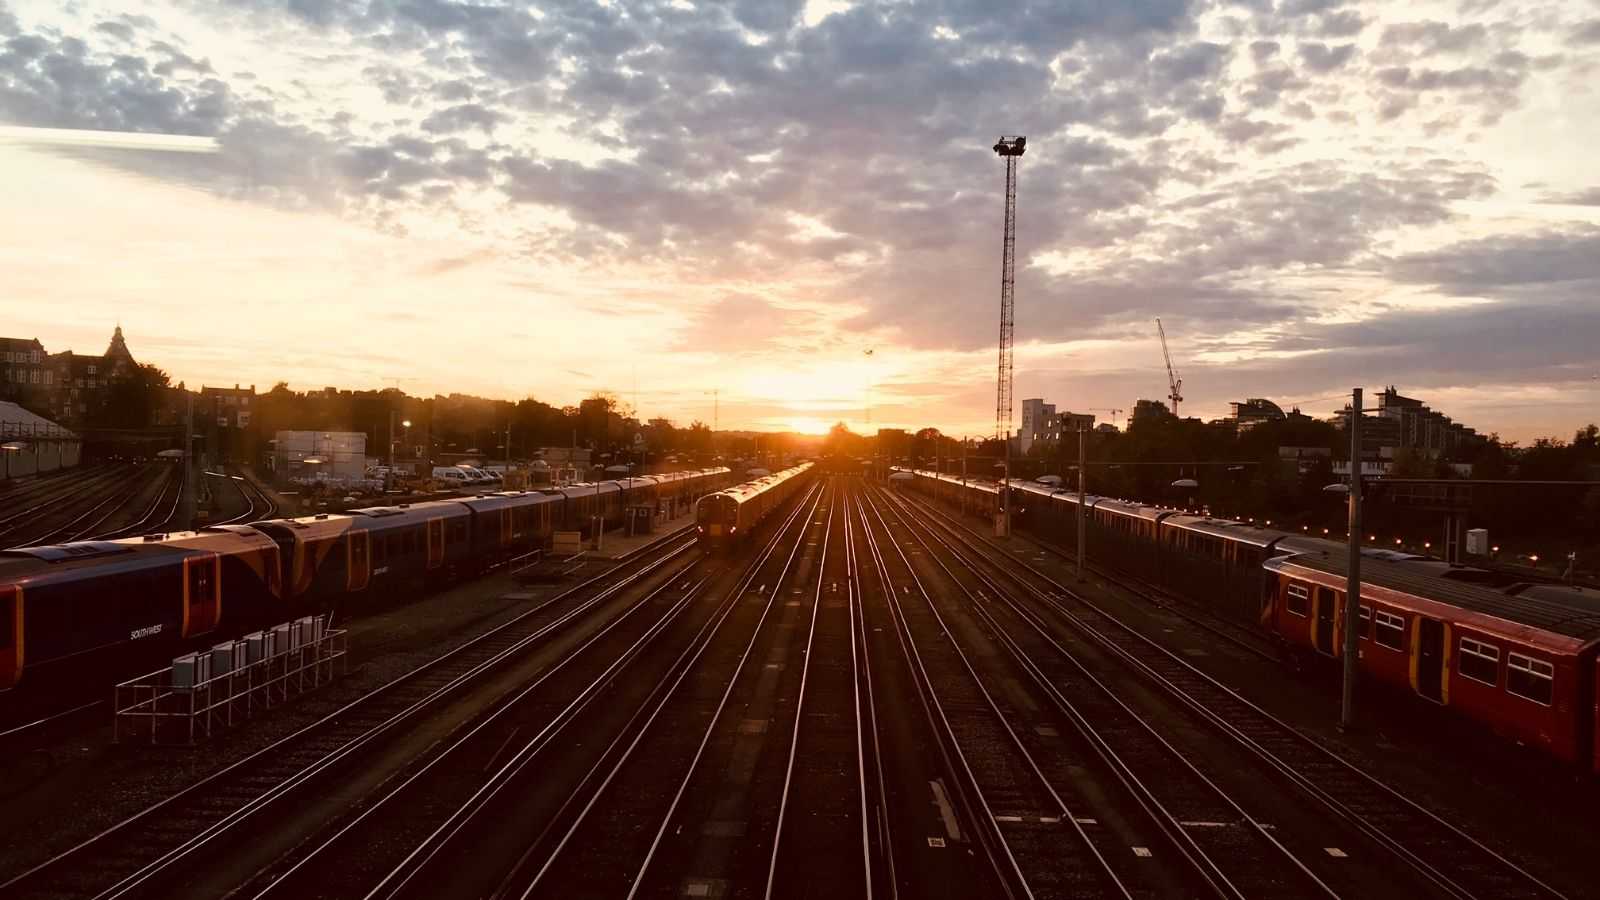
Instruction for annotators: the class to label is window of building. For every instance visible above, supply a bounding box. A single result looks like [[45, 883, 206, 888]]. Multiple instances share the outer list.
[[30, 351, 38, 363], [1506, 653, 1554, 705], [87, 364, 97, 375], [1286, 583, 1309, 617], [43, 371, 51, 385], [29, 370, 39, 384], [1458, 637, 1499, 685], [1374, 610, 1406, 650]]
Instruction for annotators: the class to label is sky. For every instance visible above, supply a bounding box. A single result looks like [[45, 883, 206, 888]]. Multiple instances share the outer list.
[[1, 0, 1597, 442]]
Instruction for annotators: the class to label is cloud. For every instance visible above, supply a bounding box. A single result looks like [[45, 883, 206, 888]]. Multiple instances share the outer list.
[[1539, 187, 1600, 205], [3, 0, 1594, 438], [1386, 225, 1600, 293], [1298, 41, 1356, 72], [1569, 19, 1600, 46]]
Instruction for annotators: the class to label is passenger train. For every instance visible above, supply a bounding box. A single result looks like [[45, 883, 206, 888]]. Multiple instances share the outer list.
[[0, 467, 734, 693], [904, 469, 1600, 772], [695, 462, 815, 549]]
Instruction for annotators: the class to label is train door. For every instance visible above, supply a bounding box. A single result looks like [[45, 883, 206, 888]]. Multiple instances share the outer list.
[[1314, 586, 1337, 656], [0, 585, 21, 690], [183, 554, 222, 637], [426, 518, 444, 570], [1416, 617, 1445, 703], [347, 529, 372, 592]]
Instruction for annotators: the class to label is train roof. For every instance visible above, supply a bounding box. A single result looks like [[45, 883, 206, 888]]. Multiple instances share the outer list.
[[710, 462, 813, 502], [251, 513, 359, 539], [347, 500, 471, 521], [559, 482, 622, 499], [0, 528, 278, 580], [448, 491, 562, 512], [1267, 552, 1600, 646], [1092, 498, 1170, 523], [1505, 583, 1600, 617], [1161, 515, 1290, 548]]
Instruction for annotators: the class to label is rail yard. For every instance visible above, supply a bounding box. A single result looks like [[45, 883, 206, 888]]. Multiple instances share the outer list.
[[0, 466, 1594, 900]]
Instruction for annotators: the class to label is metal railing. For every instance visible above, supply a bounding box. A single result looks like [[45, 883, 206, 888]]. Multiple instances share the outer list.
[[114, 616, 347, 745]]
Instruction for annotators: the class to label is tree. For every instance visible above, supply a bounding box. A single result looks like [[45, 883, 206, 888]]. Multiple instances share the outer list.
[[93, 363, 170, 429]]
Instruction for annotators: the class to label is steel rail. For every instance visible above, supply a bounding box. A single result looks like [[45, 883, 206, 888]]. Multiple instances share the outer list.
[[484, 479, 826, 900], [0, 463, 139, 540], [876, 484, 1340, 900], [902, 486, 1568, 900], [850, 490, 1035, 900], [761, 481, 865, 899], [247, 570, 712, 899], [0, 532, 698, 899]]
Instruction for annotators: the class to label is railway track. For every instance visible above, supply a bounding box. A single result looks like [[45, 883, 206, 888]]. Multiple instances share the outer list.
[[852, 485, 1128, 900], [895, 485, 1568, 900], [479, 480, 830, 900], [5, 464, 170, 548], [90, 468, 182, 540], [212, 468, 277, 527], [762, 483, 884, 899], [0, 463, 139, 546], [0, 530, 700, 900], [872, 484, 1345, 899]]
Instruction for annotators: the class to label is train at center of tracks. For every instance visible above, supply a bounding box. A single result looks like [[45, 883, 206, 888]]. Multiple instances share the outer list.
[[695, 462, 816, 549], [0, 467, 737, 695], [898, 468, 1600, 773]]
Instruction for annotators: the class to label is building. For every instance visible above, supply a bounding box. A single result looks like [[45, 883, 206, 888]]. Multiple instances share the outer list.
[[0, 401, 80, 477], [1019, 399, 1055, 453], [46, 326, 140, 426], [1018, 398, 1095, 454], [1229, 398, 1286, 431], [0, 337, 51, 408], [1129, 399, 1173, 430], [1336, 386, 1482, 461], [202, 384, 256, 429], [272, 430, 367, 482]]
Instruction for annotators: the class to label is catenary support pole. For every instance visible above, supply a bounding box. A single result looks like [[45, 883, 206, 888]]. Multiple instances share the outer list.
[[1341, 387, 1363, 730]]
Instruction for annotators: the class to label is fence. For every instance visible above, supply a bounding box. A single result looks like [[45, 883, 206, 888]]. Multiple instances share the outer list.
[[113, 615, 347, 745]]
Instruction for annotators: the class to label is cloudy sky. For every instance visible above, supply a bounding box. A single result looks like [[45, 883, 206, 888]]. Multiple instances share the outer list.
[[2, 0, 1597, 440]]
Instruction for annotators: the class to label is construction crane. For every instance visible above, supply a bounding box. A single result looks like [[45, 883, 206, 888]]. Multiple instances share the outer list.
[[993, 135, 1026, 441], [1155, 317, 1183, 418], [1084, 407, 1123, 429]]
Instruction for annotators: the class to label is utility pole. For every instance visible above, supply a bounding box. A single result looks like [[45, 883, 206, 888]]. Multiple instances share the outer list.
[[1077, 424, 1087, 581], [182, 391, 194, 530], [1000, 430, 1011, 536], [1341, 387, 1363, 731]]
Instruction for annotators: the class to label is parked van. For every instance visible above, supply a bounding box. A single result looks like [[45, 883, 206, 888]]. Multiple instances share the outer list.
[[432, 466, 473, 487]]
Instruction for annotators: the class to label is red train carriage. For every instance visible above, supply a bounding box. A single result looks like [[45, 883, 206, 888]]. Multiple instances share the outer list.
[[1264, 553, 1600, 765]]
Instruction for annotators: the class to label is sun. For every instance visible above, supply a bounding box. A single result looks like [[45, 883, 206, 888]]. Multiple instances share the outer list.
[[785, 417, 834, 435]]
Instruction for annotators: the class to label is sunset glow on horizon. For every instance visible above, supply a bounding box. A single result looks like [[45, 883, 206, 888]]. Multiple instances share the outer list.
[[2, 0, 1598, 441]]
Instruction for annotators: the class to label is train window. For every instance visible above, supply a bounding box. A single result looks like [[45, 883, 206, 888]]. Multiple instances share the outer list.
[[1357, 605, 1372, 640], [1457, 637, 1498, 686], [1506, 653, 1554, 705], [1373, 610, 1405, 650], [1286, 584, 1309, 617]]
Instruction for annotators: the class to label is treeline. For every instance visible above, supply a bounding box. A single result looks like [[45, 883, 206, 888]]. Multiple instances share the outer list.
[[835, 416, 1600, 549]]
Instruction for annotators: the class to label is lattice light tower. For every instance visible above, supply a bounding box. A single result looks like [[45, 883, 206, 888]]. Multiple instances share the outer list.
[[993, 135, 1026, 441]]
